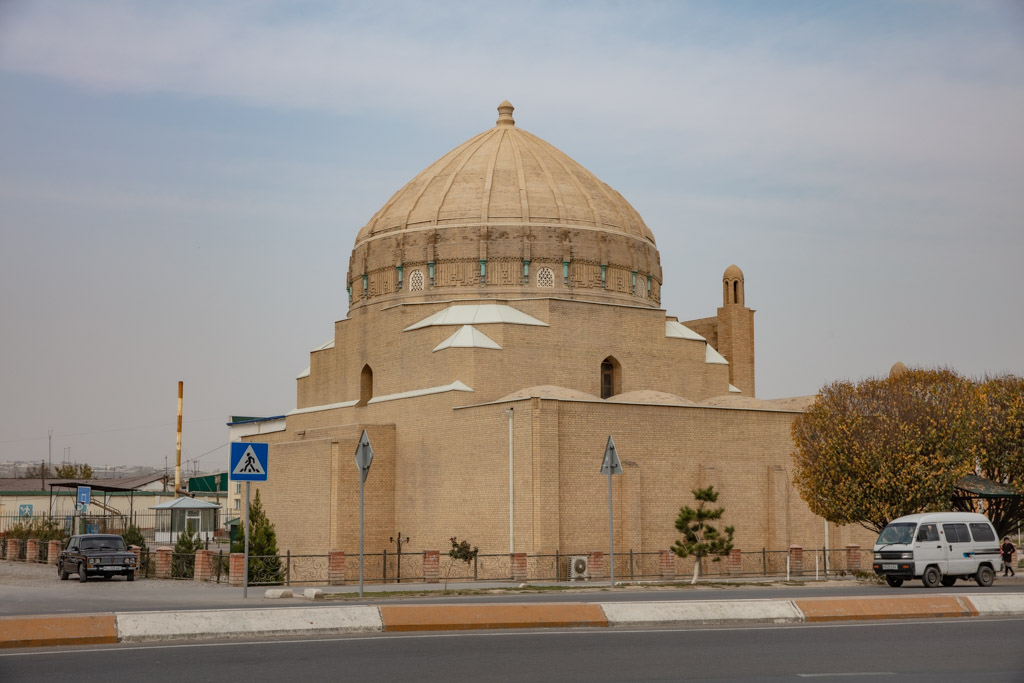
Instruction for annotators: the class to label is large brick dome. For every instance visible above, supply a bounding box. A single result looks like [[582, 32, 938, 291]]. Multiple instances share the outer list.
[[346, 101, 662, 313]]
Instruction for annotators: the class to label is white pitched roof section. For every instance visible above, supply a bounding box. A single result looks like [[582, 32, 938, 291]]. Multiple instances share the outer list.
[[729, 384, 742, 393], [665, 320, 706, 341], [705, 345, 729, 365], [368, 381, 473, 404], [405, 304, 548, 331], [433, 325, 502, 352]]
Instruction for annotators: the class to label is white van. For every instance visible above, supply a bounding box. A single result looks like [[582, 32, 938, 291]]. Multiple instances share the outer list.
[[872, 512, 1002, 588]]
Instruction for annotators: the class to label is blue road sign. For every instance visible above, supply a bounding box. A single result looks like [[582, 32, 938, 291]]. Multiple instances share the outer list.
[[230, 442, 269, 481], [19, 504, 32, 517], [77, 486, 91, 506]]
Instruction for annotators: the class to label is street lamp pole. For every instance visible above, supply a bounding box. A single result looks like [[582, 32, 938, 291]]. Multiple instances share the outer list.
[[505, 407, 514, 555]]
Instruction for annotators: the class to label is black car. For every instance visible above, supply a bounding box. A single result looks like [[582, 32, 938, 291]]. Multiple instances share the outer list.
[[57, 534, 138, 582]]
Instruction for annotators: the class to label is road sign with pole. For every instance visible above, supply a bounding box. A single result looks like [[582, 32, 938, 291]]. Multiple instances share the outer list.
[[231, 442, 269, 599], [601, 436, 622, 588], [355, 430, 374, 597]]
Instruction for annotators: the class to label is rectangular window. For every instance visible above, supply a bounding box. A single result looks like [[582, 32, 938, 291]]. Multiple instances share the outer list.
[[916, 524, 939, 542], [969, 523, 996, 542], [234, 482, 241, 494], [943, 523, 970, 543], [233, 499, 240, 511]]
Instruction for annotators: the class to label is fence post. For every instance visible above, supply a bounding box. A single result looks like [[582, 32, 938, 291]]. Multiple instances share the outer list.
[[194, 549, 213, 582], [473, 553, 478, 581], [423, 550, 440, 583], [328, 550, 346, 585], [7, 539, 23, 562], [216, 549, 224, 583], [26, 539, 40, 563], [727, 548, 742, 574], [511, 552, 527, 581], [629, 549, 635, 581], [555, 550, 560, 582], [762, 548, 767, 575], [229, 552, 245, 586], [155, 546, 173, 579], [789, 545, 804, 576], [845, 544, 861, 572], [49, 540, 63, 565], [659, 549, 674, 579], [286, 550, 291, 586]]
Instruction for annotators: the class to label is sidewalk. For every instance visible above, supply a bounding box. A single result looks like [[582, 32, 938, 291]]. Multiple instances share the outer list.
[[3, 591, 1024, 649]]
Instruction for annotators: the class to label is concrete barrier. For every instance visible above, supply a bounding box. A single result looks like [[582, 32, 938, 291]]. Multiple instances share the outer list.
[[963, 593, 1024, 617], [793, 595, 974, 622], [115, 606, 383, 642], [602, 599, 803, 626], [380, 603, 608, 631], [0, 614, 118, 649]]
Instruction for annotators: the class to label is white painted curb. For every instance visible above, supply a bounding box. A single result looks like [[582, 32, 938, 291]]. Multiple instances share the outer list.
[[965, 593, 1024, 617], [600, 599, 805, 626], [115, 606, 383, 642]]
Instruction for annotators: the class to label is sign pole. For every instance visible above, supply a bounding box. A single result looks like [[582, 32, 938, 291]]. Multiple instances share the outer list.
[[353, 430, 374, 599], [609, 465, 614, 588], [243, 481, 250, 598], [359, 474, 365, 597]]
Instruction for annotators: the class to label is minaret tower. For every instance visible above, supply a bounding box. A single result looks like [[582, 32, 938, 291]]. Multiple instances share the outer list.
[[716, 264, 755, 395]]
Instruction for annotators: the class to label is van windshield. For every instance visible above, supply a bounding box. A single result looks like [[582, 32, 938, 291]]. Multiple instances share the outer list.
[[876, 523, 916, 545]]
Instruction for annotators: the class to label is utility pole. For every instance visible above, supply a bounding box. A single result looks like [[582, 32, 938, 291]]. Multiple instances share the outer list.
[[175, 381, 183, 496], [48, 430, 52, 476]]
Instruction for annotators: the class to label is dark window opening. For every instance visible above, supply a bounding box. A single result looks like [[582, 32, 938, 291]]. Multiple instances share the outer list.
[[358, 365, 373, 407], [600, 356, 620, 399]]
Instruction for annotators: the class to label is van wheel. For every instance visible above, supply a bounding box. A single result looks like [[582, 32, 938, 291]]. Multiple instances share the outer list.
[[922, 566, 941, 588], [940, 576, 957, 587], [975, 565, 995, 587], [885, 575, 903, 588]]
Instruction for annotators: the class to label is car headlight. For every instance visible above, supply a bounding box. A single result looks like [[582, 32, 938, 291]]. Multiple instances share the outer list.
[[901, 552, 913, 559], [874, 553, 882, 560]]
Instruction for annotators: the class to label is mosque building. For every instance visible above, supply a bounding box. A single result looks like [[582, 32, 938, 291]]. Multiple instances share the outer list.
[[231, 101, 871, 564]]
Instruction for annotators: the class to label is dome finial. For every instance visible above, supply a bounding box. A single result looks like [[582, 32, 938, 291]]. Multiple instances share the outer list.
[[496, 100, 515, 127]]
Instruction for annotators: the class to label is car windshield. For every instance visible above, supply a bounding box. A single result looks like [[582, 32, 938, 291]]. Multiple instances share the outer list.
[[876, 523, 916, 545], [81, 537, 126, 551]]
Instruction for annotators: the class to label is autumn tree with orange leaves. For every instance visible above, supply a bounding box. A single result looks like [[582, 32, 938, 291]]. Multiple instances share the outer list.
[[792, 368, 984, 533]]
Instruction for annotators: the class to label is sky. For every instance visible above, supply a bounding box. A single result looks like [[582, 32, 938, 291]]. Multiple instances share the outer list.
[[1, 0, 1022, 473]]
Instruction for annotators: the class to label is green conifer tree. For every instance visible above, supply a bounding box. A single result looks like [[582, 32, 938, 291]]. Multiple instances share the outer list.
[[231, 489, 283, 583], [173, 520, 202, 578], [672, 486, 735, 584]]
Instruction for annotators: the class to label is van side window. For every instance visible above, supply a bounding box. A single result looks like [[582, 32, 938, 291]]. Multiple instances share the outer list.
[[916, 524, 938, 542], [969, 523, 996, 542], [943, 523, 970, 543]]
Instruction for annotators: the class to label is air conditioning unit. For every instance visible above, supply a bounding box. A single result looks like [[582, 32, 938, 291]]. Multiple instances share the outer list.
[[569, 555, 589, 581]]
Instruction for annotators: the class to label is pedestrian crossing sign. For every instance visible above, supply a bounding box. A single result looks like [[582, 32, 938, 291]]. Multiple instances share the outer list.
[[230, 442, 269, 481]]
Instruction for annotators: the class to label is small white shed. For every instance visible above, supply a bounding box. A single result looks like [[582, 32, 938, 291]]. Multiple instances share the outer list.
[[150, 498, 221, 543]]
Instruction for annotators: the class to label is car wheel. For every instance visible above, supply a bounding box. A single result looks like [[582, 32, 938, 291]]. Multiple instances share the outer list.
[[922, 566, 941, 588], [975, 565, 995, 587], [885, 575, 904, 588], [58, 564, 69, 581], [126, 570, 135, 582], [940, 576, 957, 587], [78, 563, 88, 583]]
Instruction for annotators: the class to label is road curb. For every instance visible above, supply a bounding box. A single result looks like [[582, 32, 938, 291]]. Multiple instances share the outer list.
[[2, 593, 1021, 648]]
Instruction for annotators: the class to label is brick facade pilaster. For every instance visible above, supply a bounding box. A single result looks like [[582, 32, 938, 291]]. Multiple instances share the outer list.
[[155, 546, 173, 579], [229, 552, 245, 586], [25, 539, 40, 563], [845, 544, 861, 572], [789, 545, 803, 576], [423, 550, 440, 583], [659, 549, 675, 579], [328, 550, 346, 585], [511, 552, 527, 581]]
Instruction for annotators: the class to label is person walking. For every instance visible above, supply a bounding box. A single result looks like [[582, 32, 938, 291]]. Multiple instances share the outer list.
[[1001, 536, 1016, 577]]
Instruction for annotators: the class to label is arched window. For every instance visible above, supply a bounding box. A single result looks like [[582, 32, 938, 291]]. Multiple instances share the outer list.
[[600, 356, 620, 399], [733, 281, 739, 305], [536, 267, 555, 288], [409, 269, 424, 292], [358, 365, 373, 407], [636, 277, 647, 299]]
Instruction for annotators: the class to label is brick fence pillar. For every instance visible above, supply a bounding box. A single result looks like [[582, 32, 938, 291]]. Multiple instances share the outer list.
[[7, 539, 23, 562], [328, 550, 346, 585], [789, 545, 803, 576], [587, 551, 606, 580], [423, 550, 440, 583], [511, 552, 527, 581], [129, 545, 141, 570], [229, 552, 245, 586], [155, 546, 173, 579], [194, 549, 214, 582], [727, 548, 742, 574], [659, 549, 675, 579], [845, 544, 861, 572], [26, 539, 40, 563], [49, 540, 64, 565]]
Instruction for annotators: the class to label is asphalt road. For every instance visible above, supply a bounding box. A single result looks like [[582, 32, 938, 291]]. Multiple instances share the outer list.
[[3, 617, 1022, 682], [3, 559, 1024, 616]]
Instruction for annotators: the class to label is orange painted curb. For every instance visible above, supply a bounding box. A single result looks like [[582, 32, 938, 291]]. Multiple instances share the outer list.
[[795, 596, 973, 622], [380, 603, 609, 631], [0, 613, 118, 649]]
